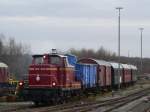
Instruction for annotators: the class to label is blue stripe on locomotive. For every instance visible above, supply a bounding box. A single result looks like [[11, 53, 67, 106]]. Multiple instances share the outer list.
[[75, 63, 97, 88]]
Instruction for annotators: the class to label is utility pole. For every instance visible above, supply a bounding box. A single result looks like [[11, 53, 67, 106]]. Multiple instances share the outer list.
[[116, 7, 123, 90], [139, 28, 144, 76]]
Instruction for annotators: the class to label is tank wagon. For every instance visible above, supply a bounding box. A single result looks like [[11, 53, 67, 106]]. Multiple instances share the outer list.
[[18, 52, 138, 105]]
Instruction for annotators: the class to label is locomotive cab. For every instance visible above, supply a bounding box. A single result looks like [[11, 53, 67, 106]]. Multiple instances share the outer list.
[[29, 54, 73, 88]]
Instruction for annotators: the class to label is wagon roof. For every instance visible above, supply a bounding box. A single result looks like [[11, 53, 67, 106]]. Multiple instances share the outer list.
[[129, 65, 137, 70], [78, 58, 111, 66], [93, 59, 111, 66], [109, 62, 123, 69], [0, 62, 8, 68], [121, 64, 131, 69]]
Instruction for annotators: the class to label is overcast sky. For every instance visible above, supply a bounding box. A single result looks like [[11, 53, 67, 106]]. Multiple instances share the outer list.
[[0, 0, 150, 57]]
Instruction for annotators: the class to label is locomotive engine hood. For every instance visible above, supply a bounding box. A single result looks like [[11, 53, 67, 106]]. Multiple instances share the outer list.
[[29, 64, 59, 88]]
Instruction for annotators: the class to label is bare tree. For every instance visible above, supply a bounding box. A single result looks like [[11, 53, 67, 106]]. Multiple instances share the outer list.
[[0, 34, 31, 79]]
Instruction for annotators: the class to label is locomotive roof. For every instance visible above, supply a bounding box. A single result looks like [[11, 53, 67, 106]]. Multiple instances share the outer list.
[[0, 62, 8, 68], [50, 54, 67, 58], [32, 54, 67, 58], [32, 54, 43, 57]]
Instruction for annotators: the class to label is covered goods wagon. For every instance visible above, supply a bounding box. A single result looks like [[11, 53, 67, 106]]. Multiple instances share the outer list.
[[0, 62, 15, 96], [77, 58, 112, 89], [130, 65, 137, 83], [122, 64, 132, 84], [0, 62, 9, 83], [110, 62, 123, 88], [75, 63, 97, 89]]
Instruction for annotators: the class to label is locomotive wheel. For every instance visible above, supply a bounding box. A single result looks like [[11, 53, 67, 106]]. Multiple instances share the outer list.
[[42, 101, 52, 105], [56, 97, 64, 104], [34, 101, 40, 106]]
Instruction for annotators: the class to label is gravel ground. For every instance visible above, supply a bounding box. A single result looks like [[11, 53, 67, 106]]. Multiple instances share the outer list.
[[0, 102, 34, 112]]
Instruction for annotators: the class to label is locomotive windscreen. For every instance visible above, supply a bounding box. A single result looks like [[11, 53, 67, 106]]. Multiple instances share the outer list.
[[32, 55, 44, 64], [35, 57, 43, 64], [49, 56, 62, 65], [32, 54, 62, 65]]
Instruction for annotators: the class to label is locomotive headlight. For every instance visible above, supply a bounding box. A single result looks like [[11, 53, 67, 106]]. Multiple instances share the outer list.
[[43, 55, 46, 59], [36, 75, 40, 82], [19, 82, 23, 86], [52, 82, 56, 86]]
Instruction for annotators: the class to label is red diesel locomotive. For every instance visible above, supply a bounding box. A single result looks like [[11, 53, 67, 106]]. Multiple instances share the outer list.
[[19, 53, 81, 105]]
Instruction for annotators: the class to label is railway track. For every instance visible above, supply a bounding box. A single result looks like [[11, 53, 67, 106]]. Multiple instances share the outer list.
[[3, 87, 148, 112], [103, 90, 150, 112], [58, 88, 150, 112]]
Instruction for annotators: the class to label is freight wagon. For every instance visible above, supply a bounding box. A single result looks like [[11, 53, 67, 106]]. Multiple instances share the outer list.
[[122, 64, 132, 86], [0, 62, 15, 96], [77, 58, 112, 90], [0, 62, 9, 83], [75, 63, 97, 90], [130, 65, 137, 84], [110, 62, 123, 88]]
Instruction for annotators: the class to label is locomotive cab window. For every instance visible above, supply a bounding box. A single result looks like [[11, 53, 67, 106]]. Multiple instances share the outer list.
[[35, 57, 43, 64], [49, 56, 62, 65], [32, 55, 44, 64]]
